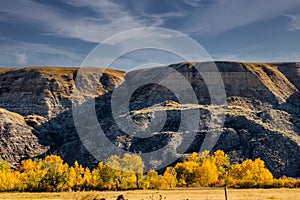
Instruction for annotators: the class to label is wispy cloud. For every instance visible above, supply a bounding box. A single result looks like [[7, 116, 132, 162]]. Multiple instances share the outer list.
[[212, 51, 300, 63], [285, 14, 300, 31], [0, 0, 188, 67], [0, 40, 82, 67], [0, 0, 175, 43], [15, 52, 28, 65], [185, 0, 300, 35], [2, 0, 299, 40], [139, 12, 185, 27], [182, 0, 203, 7], [1, 0, 300, 67]]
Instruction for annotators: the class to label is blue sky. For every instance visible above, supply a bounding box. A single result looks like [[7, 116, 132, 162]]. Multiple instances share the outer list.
[[1, 0, 300, 70]]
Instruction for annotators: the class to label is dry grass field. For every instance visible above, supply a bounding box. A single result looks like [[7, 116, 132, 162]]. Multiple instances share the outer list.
[[0, 188, 299, 200]]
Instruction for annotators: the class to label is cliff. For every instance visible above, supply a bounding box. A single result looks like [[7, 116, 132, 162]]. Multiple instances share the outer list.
[[0, 62, 299, 178]]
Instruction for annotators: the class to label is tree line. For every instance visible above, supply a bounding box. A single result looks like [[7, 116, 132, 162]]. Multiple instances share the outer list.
[[0, 150, 299, 192]]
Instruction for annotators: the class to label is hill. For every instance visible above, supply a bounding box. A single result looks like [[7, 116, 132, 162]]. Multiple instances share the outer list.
[[0, 62, 299, 178]]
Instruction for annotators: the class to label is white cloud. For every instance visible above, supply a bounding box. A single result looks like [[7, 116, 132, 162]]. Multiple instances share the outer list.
[[2, 0, 298, 41], [1, 0, 300, 66], [15, 52, 28, 65], [285, 14, 300, 31], [0, 40, 82, 67], [186, 0, 300, 35], [0, 0, 186, 66], [139, 12, 185, 27], [183, 0, 203, 7], [211, 51, 300, 63], [0, 0, 174, 43]]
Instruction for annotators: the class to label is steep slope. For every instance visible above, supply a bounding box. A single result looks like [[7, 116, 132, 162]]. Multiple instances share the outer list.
[[104, 62, 300, 177], [0, 67, 125, 167], [0, 67, 124, 118], [0, 62, 299, 178], [0, 108, 48, 165]]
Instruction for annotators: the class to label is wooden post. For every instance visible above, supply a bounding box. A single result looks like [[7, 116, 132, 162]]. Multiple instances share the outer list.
[[224, 185, 228, 200], [223, 164, 230, 200]]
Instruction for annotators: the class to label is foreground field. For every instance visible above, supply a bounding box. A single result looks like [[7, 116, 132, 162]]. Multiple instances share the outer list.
[[0, 188, 299, 200]]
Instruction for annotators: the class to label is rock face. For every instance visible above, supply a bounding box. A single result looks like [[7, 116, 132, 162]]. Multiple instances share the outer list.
[[0, 67, 124, 118], [0, 108, 48, 165], [0, 62, 299, 178]]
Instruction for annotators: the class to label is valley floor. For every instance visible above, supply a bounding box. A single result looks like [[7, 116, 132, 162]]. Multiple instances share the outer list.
[[0, 188, 299, 200]]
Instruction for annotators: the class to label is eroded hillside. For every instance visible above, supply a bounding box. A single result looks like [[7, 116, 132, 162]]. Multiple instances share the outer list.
[[0, 62, 299, 178]]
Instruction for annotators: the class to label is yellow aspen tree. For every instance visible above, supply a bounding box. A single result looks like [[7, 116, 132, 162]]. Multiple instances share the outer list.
[[82, 167, 92, 190], [125, 154, 144, 189], [160, 167, 178, 189], [251, 158, 273, 182], [142, 170, 160, 189], [20, 158, 47, 191], [67, 161, 85, 191], [67, 166, 77, 190], [96, 161, 117, 190], [197, 158, 218, 186], [188, 152, 200, 163], [212, 150, 230, 180], [174, 161, 201, 187], [229, 158, 273, 188], [0, 160, 21, 191], [90, 168, 101, 189], [40, 155, 69, 191], [106, 153, 144, 190]]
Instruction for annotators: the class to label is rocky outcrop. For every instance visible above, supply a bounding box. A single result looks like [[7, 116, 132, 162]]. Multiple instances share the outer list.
[[0, 67, 125, 167], [0, 67, 124, 118], [0, 108, 48, 165], [0, 62, 299, 178]]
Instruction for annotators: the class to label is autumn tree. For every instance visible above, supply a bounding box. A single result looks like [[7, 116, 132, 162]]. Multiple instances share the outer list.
[[81, 167, 94, 190], [188, 152, 201, 163], [106, 153, 144, 190], [39, 155, 69, 191], [0, 159, 11, 172], [67, 161, 85, 191], [96, 162, 117, 190], [212, 150, 230, 181], [199, 150, 210, 163], [1, 151, 295, 191], [174, 153, 202, 187], [197, 156, 219, 187], [0, 159, 21, 191], [159, 167, 178, 189], [123, 153, 144, 188], [142, 170, 160, 189], [229, 158, 273, 188], [174, 151, 229, 187], [20, 158, 47, 191]]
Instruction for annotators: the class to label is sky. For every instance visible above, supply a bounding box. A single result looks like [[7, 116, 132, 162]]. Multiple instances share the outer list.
[[1, 0, 300, 70]]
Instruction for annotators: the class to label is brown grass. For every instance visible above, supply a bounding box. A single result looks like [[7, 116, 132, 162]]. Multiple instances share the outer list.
[[0, 188, 299, 200]]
